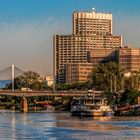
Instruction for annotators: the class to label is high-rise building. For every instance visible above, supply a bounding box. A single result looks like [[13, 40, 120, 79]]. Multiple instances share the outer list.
[[119, 48, 140, 72], [73, 9, 112, 35], [53, 9, 122, 84]]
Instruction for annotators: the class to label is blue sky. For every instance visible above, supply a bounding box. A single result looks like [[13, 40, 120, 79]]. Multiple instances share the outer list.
[[0, 0, 139, 19], [0, 0, 140, 76]]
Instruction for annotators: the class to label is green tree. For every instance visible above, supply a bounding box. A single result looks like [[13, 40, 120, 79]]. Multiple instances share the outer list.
[[13, 71, 47, 90], [89, 62, 124, 91], [120, 89, 140, 105], [55, 82, 90, 90], [124, 71, 140, 90], [103, 90, 117, 105]]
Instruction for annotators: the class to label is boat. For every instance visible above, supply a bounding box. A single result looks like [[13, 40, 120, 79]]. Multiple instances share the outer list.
[[70, 93, 114, 117], [115, 104, 140, 116]]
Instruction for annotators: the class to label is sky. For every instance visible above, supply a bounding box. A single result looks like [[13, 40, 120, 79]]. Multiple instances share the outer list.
[[0, 0, 140, 76]]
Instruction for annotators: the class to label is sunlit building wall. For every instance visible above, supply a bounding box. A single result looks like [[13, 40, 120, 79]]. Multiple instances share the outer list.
[[66, 63, 93, 84], [119, 48, 140, 72], [53, 9, 122, 84]]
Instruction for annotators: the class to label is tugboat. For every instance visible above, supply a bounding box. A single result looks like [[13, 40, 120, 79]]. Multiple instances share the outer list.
[[70, 90, 114, 117]]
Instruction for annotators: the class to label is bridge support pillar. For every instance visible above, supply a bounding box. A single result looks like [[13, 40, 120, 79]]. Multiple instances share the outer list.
[[20, 97, 28, 113]]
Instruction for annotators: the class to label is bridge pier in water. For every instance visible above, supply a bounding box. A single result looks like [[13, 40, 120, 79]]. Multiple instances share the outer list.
[[20, 97, 28, 113]]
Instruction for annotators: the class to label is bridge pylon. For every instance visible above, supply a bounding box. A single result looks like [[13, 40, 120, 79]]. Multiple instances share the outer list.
[[0, 64, 24, 90], [20, 97, 28, 113], [12, 64, 15, 91]]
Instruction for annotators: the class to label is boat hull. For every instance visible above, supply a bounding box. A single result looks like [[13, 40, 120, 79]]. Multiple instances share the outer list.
[[71, 110, 104, 117]]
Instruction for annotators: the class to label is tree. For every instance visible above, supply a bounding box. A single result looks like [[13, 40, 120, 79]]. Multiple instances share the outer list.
[[124, 71, 140, 90], [103, 90, 117, 106], [119, 89, 140, 105], [55, 82, 90, 90], [89, 62, 124, 91], [12, 71, 47, 90]]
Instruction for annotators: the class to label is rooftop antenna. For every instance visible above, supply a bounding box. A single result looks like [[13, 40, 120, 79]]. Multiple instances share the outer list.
[[92, 7, 96, 12]]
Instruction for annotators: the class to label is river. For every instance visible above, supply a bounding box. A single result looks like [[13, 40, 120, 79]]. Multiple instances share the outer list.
[[0, 110, 140, 140]]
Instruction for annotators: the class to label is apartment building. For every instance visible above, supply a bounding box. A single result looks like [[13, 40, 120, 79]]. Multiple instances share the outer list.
[[66, 63, 93, 84], [73, 9, 112, 35], [119, 48, 140, 72], [53, 9, 122, 84], [87, 48, 118, 67]]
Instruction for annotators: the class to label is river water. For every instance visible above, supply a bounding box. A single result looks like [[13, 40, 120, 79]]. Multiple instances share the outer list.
[[0, 110, 140, 140]]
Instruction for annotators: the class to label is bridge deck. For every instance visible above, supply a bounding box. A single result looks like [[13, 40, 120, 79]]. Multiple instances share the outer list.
[[0, 90, 103, 97]]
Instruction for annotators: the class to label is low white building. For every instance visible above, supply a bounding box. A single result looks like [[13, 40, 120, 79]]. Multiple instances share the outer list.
[[45, 76, 53, 86]]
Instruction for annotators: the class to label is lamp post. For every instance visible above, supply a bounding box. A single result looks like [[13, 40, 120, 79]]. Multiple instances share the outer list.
[[110, 75, 113, 93], [114, 75, 117, 93], [121, 75, 124, 91], [110, 74, 117, 93], [131, 75, 134, 89]]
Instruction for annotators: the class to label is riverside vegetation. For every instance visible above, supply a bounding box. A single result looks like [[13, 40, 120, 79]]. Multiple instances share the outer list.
[[0, 62, 140, 110]]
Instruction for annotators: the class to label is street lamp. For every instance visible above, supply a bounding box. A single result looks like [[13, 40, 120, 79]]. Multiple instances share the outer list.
[[110, 75, 113, 93], [114, 75, 117, 93], [110, 74, 117, 93]]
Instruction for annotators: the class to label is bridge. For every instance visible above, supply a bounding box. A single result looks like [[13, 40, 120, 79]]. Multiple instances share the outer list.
[[0, 90, 103, 113], [0, 90, 88, 97], [0, 65, 103, 112]]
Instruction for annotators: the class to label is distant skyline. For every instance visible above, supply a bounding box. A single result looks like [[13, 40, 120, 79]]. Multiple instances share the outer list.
[[0, 0, 140, 76]]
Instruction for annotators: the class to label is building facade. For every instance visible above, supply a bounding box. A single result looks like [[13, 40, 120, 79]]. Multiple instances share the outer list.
[[87, 48, 118, 67], [54, 9, 122, 84], [119, 48, 140, 72], [66, 63, 93, 84], [46, 76, 53, 86], [73, 10, 113, 35]]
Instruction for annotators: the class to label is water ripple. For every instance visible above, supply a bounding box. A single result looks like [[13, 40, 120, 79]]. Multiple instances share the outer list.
[[0, 111, 140, 140]]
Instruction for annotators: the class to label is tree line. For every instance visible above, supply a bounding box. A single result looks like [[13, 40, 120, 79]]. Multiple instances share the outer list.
[[56, 62, 140, 106], [5, 71, 48, 90], [5, 62, 140, 106]]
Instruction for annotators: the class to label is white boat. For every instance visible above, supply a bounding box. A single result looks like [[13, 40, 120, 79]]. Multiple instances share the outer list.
[[70, 95, 114, 117]]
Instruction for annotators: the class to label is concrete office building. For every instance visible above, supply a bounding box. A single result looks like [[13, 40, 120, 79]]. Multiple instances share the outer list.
[[66, 63, 93, 84], [53, 9, 122, 84], [119, 48, 140, 72], [87, 48, 118, 67], [73, 9, 113, 35]]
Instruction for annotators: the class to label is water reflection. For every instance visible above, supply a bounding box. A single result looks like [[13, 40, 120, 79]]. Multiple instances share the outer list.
[[11, 114, 16, 140], [0, 111, 140, 140]]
